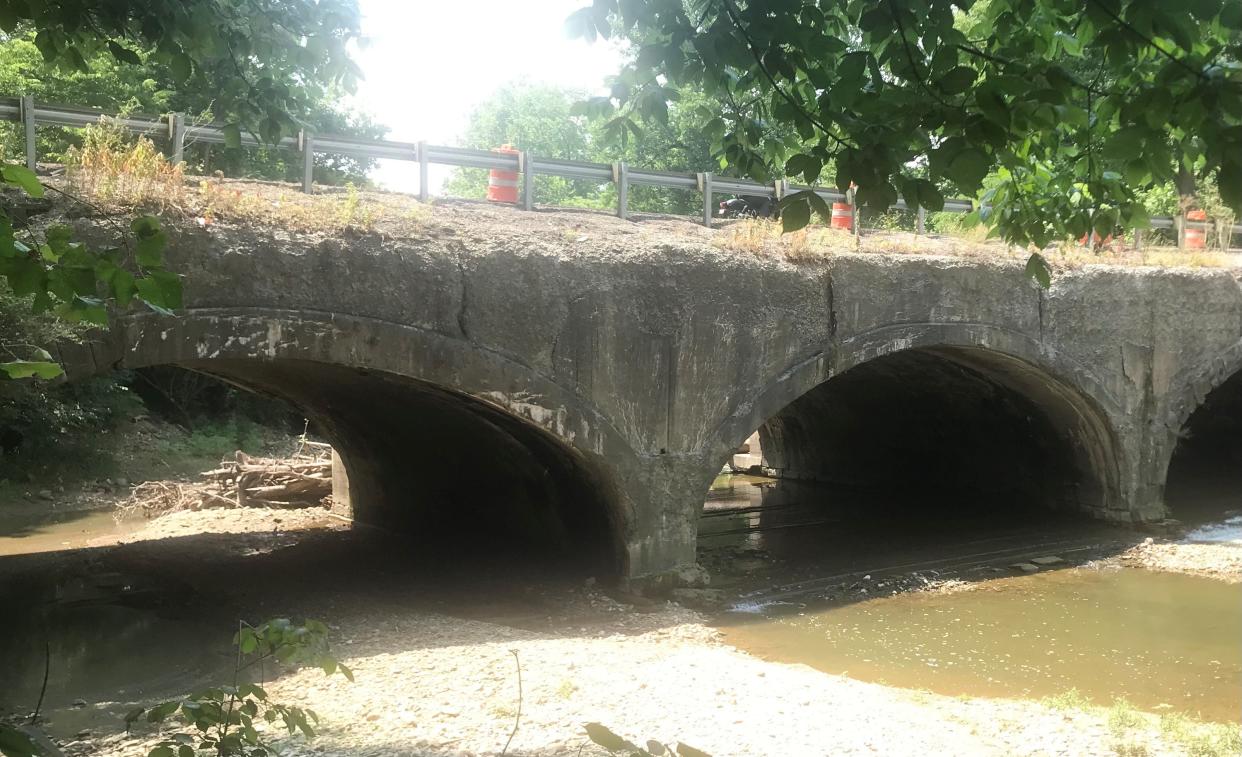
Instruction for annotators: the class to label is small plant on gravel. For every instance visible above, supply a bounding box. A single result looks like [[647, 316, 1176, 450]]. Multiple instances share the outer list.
[[1043, 688, 1091, 711], [582, 723, 711, 757], [1159, 713, 1242, 757], [124, 618, 352, 757]]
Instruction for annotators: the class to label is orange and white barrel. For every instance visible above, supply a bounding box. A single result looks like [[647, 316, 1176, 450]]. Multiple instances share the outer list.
[[1079, 231, 1113, 247], [487, 144, 519, 204], [1185, 209, 1207, 249], [831, 202, 853, 230]]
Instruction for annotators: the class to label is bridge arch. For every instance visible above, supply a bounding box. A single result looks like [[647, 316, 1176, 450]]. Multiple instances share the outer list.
[[1162, 339, 1242, 521], [60, 307, 638, 577], [704, 324, 1124, 524]]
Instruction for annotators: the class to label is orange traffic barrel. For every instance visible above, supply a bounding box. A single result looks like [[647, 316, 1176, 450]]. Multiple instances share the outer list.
[[487, 144, 519, 204], [1079, 231, 1113, 247], [1185, 209, 1207, 248], [831, 202, 852, 230]]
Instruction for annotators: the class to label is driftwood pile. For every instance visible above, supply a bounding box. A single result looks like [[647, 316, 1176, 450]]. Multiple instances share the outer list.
[[124, 441, 333, 518]]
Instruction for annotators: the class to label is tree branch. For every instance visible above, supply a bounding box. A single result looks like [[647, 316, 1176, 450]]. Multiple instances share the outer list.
[[717, 0, 855, 150], [1084, 0, 1206, 82], [887, 0, 954, 108]]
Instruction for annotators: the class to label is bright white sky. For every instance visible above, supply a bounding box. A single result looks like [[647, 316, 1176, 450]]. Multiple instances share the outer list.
[[348, 0, 626, 193]]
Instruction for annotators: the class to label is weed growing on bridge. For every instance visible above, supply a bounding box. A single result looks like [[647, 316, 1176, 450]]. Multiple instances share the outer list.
[[66, 120, 184, 211]]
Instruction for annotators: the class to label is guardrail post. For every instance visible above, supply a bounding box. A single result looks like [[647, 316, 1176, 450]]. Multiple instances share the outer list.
[[299, 130, 314, 193], [848, 186, 859, 238], [1175, 213, 1185, 249], [520, 151, 534, 211], [19, 95, 36, 169], [417, 141, 429, 202], [168, 112, 186, 165], [614, 161, 629, 220], [1134, 228, 1144, 251], [699, 172, 714, 227], [916, 206, 926, 234]]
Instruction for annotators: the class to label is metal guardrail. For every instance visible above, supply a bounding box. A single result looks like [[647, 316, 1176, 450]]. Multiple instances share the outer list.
[[4, 95, 1238, 246]]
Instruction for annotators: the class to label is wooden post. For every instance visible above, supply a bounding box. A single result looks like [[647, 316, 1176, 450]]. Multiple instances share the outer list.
[[916, 206, 926, 234], [168, 112, 186, 165], [417, 141, 429, 202], [614, 161, 629, 220], [1134, 228, 1144, 252], [699, 172, 714, 227], [19, 95, 36, 170], [1175, 213, 1185, 249], [299, 130, 314, 193], [521, 151, 535, 211]]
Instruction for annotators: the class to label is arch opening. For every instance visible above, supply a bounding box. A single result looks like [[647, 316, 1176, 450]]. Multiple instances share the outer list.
[[186, 358, 624, 577], [701, 346, 1119, 571], [1165, 369, 1242, 523]]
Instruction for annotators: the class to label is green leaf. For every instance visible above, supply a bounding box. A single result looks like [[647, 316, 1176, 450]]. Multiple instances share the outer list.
[[676, 744, 713, 757], [1223, 2, 1242, 29], [2, 165, 44, 197], [0, 725, 41, 757], [170, 52, 192, 83], [784, 153, 822, 183], [107, 40, 142, 64], [779, 194, 812, 233], [111, 269, 137, 307], [945, 148, 990, 193], [0, 361, 63, 380], [222, 123, 241, 150], [1024, 252, 1052, 289], [147, 701, 180, 723], [937, 66, 977, 95], [916, 179, 945, 212], [136, 231, 167, 267], [564, 7, 597, 42], [149, 746, 175, 757], [1218, 160, 1242, 214]]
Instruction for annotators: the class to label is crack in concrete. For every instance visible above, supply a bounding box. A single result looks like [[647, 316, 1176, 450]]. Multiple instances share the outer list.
[[456, 260, 471, 340], [1037, 287, 1045, 343], [825, 270, 838, 338]]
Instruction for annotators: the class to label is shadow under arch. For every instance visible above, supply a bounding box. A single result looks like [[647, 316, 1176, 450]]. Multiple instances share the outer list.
[[1164, 364, 1242, 522], [64, 308, 635, 577], [703, 336, 1123, 528]]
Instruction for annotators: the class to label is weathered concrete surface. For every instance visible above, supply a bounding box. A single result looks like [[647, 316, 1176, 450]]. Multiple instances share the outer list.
[[52, 201, 1242, 580]]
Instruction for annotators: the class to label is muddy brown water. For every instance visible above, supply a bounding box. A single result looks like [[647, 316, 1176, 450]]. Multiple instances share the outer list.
[[703, 474, 1242, 722], [718, 567, 1241, 722]]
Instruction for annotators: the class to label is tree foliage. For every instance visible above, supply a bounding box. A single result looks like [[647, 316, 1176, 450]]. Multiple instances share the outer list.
[[568, 0, 1242, 249], [0, 0, 363, 146], [447, 81, 780, 215], [0, 33, 384, 185]]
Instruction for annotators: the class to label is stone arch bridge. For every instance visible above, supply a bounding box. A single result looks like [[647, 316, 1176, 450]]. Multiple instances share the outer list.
[[54, 206, 1242, 582]]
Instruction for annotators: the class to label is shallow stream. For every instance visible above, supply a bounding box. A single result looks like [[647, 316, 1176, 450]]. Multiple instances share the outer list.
[[719, 566, 1241, 722]]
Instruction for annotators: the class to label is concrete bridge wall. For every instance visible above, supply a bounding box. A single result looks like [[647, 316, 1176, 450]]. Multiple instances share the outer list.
[[54, 212, 1242, 581]]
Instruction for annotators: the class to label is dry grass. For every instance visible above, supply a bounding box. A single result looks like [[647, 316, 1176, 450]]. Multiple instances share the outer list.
[[65, 119, 185, 210], [713, 217, 1021, 262], [1044, 241, 1236, 270], [191, 177, 402, 234], [53, 130, 1240, 274]]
